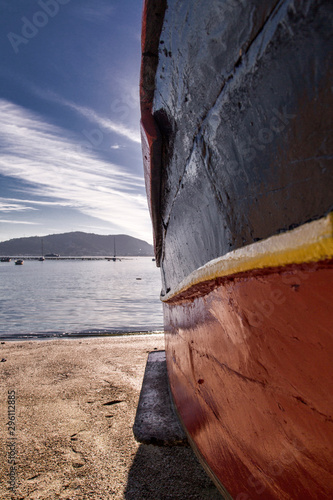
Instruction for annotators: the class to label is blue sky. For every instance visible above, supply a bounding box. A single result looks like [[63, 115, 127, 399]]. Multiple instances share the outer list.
[[0, 0, 151, 242]]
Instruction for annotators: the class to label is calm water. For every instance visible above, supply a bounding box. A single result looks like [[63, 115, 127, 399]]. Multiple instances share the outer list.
[[0, 257, 164, 339]]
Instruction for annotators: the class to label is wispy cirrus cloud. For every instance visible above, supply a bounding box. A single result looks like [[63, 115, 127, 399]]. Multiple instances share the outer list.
[[24, 83, 141, 144], [0, 70, 141, 145], [0, 200, 37, 212], [65, 100, 141, 144], [0, 197, 74, 208], [0, 99, 151, 240], [0, 219, 40, 225]]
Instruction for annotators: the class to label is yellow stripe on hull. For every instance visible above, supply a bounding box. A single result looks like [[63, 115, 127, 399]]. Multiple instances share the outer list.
[[162, 213, 333, 302]]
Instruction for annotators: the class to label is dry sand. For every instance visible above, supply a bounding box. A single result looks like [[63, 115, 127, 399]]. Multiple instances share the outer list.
[[0, 334, 222, 499]]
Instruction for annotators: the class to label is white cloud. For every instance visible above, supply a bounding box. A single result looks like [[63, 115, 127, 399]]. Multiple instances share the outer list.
[[0, 219, 39, 225], [0, 197, 73, 208], [61, 99, 141, 144], [0, 201, 37, 212], [0, 100, 152, 241], [24, 84, 141, 144], [2, 75, 141, 145]]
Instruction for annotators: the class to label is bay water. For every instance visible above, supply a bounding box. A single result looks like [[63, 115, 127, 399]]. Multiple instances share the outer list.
[[0, 257, 164, 340]]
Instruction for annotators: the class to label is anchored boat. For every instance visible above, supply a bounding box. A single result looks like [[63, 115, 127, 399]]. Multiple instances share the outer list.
[[39, 238, 45, 261], [140, 0, 333, 498]]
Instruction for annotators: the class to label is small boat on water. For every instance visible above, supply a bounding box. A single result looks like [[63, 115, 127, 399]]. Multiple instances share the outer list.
[[140, 1, 333, 498], [0, 257, 11, 262], [39, 238, 45, 261], [109, 235, 120, 261], [14, 259, 24, 265]]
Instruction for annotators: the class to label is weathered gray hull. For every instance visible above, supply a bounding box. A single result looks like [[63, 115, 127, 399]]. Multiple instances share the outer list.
[[140, 1, 333, 498], [142, 0, 332, 293]]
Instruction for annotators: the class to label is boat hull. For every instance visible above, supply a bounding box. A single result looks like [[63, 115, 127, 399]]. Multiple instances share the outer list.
[[140, 0, 333, 497], [163, 260, 333, 499]]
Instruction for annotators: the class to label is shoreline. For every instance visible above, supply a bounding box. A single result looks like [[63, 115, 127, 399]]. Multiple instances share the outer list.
[[0, 330, 164, 342]]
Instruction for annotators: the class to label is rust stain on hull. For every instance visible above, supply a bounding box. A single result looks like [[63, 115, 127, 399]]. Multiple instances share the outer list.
[[164, 260, 333, 499]]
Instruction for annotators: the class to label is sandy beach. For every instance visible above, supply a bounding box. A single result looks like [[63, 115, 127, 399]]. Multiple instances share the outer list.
[[0, 334, 222, 499]]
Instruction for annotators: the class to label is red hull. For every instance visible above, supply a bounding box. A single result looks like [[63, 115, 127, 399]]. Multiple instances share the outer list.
[[164, 261, 333, 499]]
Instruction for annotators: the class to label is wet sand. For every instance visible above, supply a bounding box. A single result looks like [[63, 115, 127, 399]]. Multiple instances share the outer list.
[[0, 335, 222, 499]]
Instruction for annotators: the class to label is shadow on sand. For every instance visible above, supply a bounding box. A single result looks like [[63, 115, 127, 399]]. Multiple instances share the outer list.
[[124, 442, 223, 499]]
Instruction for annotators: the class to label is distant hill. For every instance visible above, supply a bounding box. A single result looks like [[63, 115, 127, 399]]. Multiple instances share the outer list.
[[0, 232, 154, 257]]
